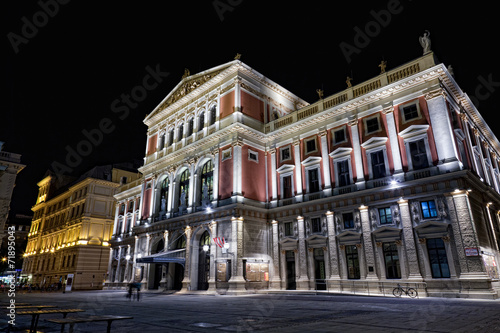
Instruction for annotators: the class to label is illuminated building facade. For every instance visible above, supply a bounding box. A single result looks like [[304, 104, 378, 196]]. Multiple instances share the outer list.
[[106, 51, 500, 298], [22, 165, 140, 290]]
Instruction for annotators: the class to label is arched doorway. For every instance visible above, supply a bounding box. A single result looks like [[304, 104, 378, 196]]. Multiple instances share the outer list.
[[198, 231, 210, 290], [172, 236, 186, 290], [152, 239, 164, 289]]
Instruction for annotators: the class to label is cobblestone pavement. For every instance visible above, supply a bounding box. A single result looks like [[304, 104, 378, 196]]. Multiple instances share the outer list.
[[2, 290, 500, 332]]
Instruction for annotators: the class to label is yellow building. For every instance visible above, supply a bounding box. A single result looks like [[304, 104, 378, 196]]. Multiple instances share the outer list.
[[22, 164, 140, 290]]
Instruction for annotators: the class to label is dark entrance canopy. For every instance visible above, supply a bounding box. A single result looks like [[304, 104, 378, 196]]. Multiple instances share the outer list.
[[136, 249, 186, 266]]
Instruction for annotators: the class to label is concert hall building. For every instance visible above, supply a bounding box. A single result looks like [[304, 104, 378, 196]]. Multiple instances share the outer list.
[[104, 49, 500, 299]]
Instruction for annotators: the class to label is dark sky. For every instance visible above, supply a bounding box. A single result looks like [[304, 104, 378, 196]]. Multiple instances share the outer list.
[[3, 1, 500, 215]]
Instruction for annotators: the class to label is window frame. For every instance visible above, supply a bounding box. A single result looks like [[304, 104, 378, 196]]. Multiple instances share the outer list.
[[420, 200, 438, 219], [342, 212, 354, 229], [378, 207, 392, 225], [332, 126, 347, 145], [248, 149, 259, 163], [363, 114, 382, 135], [280, 145, 292, 163], [304, 137, 318, 155], [400, 100, 422, 124]]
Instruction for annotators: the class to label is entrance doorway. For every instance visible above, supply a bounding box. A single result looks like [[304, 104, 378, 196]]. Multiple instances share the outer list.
[[152, 239, 164, 289], [314, 248, 326, 290], [285, 250, 296, 290], [198, 231, 210, 290]]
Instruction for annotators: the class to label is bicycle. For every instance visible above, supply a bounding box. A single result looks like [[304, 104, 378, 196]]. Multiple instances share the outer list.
[[393, 283, 418, 298]]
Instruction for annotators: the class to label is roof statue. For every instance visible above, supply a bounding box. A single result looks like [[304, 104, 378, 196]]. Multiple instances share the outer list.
[[182, 68, 190, 79], [379, 60, 387, 74], [316, 89, 324, 100], [419, 30, 431, 55], [234, 53, 241, 60], [346, 76, 353, 88]]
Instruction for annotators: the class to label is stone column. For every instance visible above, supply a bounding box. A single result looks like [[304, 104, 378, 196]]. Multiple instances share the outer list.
[[188, 162, 196, 213], [211, 148, 219, 206], [105, 247, 113, 285], [357, 243, 367, 279], [296, 216, 309, 289], [232, 140, 243, 200], [181, 226, 192, 291], [160, 231, 169, 286], [442, 236, 457, 278], [270, 220, 281, 289], [448, 191, 488, 279], [349, 118, 365, 189], [358, 206, 377, 280], [112, 204, 120, 236], [228, 216, 245, 293], [280, 250, 287, 290], [270, 148, 278, 206], [418, 238, 433, 279], [383, 104, 403, 175], [319, 130, 332, 195], [397, 199, 423, 280], [114, 247, 122, 283], [375, 242, 386, 280], [308, 247, 316, 289], [425, 88, 460, 172], [293, 140, 303, 202], [339, 244, 347, 280], [395, 240, 407, 280], [167, 171, 174, 217], [207, 221, 217, 292], [326, 211, 341, 280], [131, 236, 139, 282]]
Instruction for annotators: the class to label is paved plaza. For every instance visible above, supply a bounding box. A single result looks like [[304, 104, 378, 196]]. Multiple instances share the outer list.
[[2, 290, 500, 332]]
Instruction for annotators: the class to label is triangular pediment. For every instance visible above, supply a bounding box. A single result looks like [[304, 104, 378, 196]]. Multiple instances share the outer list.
[[145, 61, 236, 122], [301, 156, 322, 166], [372, 226, 401, 242], [415, 220, 449, 237]]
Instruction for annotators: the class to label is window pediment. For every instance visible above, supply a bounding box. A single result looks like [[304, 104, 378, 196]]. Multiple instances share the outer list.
[[276, 164, 295, 174], [399, 124, 429, 139], [301, 156, 322, 166], [329, 147, 352, 159], [361, 137, 388, 150]]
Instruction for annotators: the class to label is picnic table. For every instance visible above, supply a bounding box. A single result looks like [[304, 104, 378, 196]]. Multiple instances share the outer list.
[[16, 308, 85, 333], [47, 315, 133, 333]]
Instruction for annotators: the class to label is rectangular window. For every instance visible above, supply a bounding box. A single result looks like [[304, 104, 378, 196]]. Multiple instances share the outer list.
[[333, 128, 346, 145], [305, 138, 317, 154], [284, 222, 293, 236], [343, 212, 354, 229], [337, 160, 350, 187], [409, 139, 429, 170], [371, 150, 386, 179], [383, 242, 401, 279], [248, 150, 258, 162], [280, 146, 291, 162], [311, 217, 321, 233], [378, 207, 392, 224], [366, 117, 380, 134], [221, 148, 232, 161], [346, 245, 360, 279], [420, 200, 438, 218], [402, 103, 419, 122], [427, 238, 450, 278], [282, 175, 293, 199], [308, 168, 320, 193]]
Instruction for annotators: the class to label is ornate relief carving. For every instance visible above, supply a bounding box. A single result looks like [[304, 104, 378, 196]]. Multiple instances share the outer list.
[[395, 239, 403, 246], [411, 201, 421, 224], [159, 69, 225, 111], [354, 211, 361, 232], [418, 238, 427, 244], [369, 208, 378, 229], [376, 242, 383, 248], [437, 197, 449, 219], [441, 236, 451, 242], [391, 204, 401, 226], [335, 214, 342, 234]]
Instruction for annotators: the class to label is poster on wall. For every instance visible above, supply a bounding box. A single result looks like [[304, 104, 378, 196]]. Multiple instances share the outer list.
[[65, 274, 74, 292], [481, 252, 499, 280]]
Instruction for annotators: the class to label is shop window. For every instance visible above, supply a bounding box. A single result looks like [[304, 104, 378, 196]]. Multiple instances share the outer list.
[[346, 245, 360, 279], [426, 238, 450, 278], [383, 242, 401, 279]]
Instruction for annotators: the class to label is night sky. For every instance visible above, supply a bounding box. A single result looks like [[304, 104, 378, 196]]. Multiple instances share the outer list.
[[3, 1, 500, 216]]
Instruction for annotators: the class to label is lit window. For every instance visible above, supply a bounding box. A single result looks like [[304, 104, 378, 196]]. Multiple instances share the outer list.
[[378, 207, 392, 224], [420, 200, 437, 218]]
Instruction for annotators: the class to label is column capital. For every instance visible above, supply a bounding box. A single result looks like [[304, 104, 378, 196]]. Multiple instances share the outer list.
[[271, 219, 279, 224], [382, 105, 394, 114], [358, 204, 368, 211], [397, 198, 409, 205], [424, 88, 444, 100], [348, 118, 358, 127]]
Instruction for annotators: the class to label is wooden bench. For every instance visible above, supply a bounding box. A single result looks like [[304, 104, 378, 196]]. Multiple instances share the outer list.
[[46, 315, 133, 333], [17, 308, 85, 333], [5, 305, 56, 310]]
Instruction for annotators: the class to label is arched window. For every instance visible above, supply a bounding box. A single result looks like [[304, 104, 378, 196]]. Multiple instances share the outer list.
[[200, 230, 210, 247], [178, 123, 184, 142], [159, 178, 169, 212], [200, 160, 214, 204], [179, 169, 190, 208], [187, 118, 194, 137], [209, 105, 216, 126], [175, 235, 186, 249], [198, 111, 205, 131], [168, 128, 174, 146]]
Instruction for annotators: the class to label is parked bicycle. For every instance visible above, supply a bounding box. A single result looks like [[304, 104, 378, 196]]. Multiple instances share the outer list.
[[393, 283, 418, 298]]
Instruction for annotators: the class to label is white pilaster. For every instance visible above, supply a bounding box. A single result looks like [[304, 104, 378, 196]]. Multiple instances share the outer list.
[[349, 118, 365, 188], [319, 131, 332, 195], [383, 106, 403, 175], [293, 141, 303, 202]]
